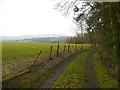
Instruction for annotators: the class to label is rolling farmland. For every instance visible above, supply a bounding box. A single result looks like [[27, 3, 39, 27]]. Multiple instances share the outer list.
[[2, 42, 118, 88], [1, 1, 119, 88], [2, 42, 88, 79], [2, 42, 63, 78]]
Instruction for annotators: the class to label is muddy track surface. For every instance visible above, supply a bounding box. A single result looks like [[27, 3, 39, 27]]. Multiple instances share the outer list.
[[85, 50, 99, 88], [41, 52, 80, 88]]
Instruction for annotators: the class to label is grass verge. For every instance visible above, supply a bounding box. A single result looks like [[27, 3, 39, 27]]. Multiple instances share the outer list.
[[17, 58, 62, 88], [52, 51, 89, 88], [93, 52, 118, 88]]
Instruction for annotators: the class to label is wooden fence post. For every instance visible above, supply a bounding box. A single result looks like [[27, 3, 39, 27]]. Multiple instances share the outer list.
[[63, 45, 66, 53], [81, 47, 83, 51], [31, 50, 42, 68], [72, 45, 74, 52], [49, 46, 53, 60], [79, 45, 80, 50], [75, 43, 77, 51], [56, 42, 60, 57], [68, 43, 70, 52]]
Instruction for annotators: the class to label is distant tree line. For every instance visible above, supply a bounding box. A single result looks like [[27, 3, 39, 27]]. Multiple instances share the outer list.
[[65, 33, 91, 44]]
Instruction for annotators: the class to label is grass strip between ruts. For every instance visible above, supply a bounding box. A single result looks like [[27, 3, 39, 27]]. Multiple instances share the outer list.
[[52, 51, 89, 88]]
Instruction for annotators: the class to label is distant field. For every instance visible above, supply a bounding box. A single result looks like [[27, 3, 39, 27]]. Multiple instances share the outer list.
[[2, 42, 90, 79], [2, 42, 63, 78], [2, 42, 64, 64]]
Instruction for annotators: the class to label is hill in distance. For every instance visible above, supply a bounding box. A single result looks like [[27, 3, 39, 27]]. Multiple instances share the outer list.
[[2, 34, 71, 42], [19, 37, 69, 43]]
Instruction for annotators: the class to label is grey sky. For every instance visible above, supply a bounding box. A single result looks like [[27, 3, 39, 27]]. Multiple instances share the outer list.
[[0, 0, 77, 36]]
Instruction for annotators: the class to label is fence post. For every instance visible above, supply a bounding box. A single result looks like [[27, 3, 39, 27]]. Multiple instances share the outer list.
[[75, 43, 77, 51], [49, 46, 53, 60], [81, 47, 83, 51], [79, 45, 80, 50], [31, 50, 42, 68], [72, 45, 74, 52], [63, 45, 66, 53], [68, 43, 70, 52], [56, 42, 60, 57]]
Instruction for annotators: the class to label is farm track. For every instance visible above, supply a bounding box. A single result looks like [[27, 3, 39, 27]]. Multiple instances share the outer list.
[[3, 49, 100, 88], [85, 50, 99, 88], [41, 52, 80, 88], [43, 49, 100, 88]]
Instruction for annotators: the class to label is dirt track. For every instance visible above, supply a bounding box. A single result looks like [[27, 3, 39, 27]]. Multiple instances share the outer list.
[[85, 50, 99, 88], [42, 50, 99, 88], [41, 52, 80, 88]]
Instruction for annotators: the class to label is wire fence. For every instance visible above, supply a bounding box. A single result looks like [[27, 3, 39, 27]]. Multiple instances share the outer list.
[[2, 42, 89, 82]]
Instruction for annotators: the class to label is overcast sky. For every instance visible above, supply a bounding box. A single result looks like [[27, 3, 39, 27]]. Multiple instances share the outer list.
[[0, 0, 78, 36]]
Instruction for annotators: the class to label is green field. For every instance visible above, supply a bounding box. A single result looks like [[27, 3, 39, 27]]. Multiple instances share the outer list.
[[2, 42, 90, 79], [2, 42, 64, 78]]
